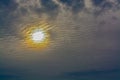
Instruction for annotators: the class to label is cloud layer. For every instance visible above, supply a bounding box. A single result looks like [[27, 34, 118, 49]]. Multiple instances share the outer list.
[[0, 0, 120, 80]]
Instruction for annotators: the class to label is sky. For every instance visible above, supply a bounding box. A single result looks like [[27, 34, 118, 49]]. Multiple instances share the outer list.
[[0, 0, 120, 80]]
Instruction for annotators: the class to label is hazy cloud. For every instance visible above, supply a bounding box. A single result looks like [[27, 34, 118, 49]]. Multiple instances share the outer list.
[[0, 0, 120, 80]]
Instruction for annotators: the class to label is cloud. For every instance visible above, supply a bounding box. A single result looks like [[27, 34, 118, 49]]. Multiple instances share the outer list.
[[0, 0, 18, 28], [0, 0, 120, 79], [59, 0, 84, 13], [59, 69, 120, 80]]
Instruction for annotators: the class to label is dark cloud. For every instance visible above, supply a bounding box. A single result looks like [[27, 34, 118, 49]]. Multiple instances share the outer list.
[[59, 0, 84, 13], [92, 0, 118, 9], [0, 0, 19, 36], [91, 0, 119, 16], [35, 0, 59, 17], [0, 68, 20, 80], [92, 0, 105, 6], [40, 0, 59, 12], [0, 0, 17, 9], [60, 69, 120, 80]]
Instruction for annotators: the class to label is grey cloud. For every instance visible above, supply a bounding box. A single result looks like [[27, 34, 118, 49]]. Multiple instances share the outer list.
[[40, 0, 59, 13], [59, 0, 84, 13], [15, 0, 60, 18], [59, 69, 120, 80], [0, 0, 19, 37], [91, 0, 120, 16]]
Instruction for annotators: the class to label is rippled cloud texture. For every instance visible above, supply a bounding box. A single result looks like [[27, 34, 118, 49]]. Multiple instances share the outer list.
[[0, 0, 120, 80]]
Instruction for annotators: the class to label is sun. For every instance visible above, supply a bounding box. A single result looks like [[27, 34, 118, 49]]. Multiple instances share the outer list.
[[31, 30, 45, 43], [21, 22, 52, 50]]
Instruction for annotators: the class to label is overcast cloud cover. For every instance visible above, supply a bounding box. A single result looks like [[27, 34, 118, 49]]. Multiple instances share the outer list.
[[0, 0, 120, 80]]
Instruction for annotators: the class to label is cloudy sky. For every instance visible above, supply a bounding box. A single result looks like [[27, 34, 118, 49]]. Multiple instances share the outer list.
[[0, 0, 120, 80]]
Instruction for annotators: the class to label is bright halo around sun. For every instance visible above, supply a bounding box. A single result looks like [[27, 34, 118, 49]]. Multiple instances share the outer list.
[[21, 22, 52, 50]]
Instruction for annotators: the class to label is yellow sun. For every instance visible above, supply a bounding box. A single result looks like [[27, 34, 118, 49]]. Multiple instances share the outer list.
[[21, 22, 52, 50]]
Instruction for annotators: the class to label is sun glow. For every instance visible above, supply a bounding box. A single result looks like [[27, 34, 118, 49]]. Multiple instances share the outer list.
[[21, 22, 52, 50], [31, 30, 45, 43]]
